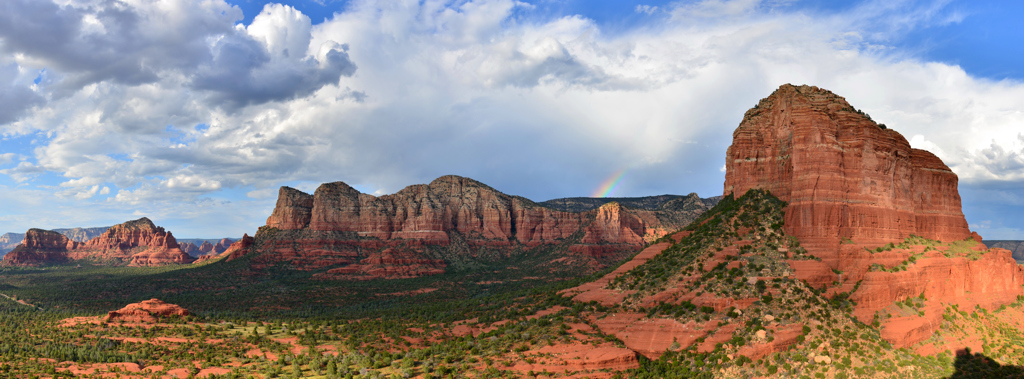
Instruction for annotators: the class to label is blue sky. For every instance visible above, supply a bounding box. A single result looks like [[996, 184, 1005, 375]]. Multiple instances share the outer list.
[[1, 0, 1023, 239]]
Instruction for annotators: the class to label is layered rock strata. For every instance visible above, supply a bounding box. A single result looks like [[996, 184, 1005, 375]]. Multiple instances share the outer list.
[[2, 229, 78, 266], [719, 84, 1024, 349], [249, 175, 708, 279], [723, 84, 971, 260], [1, 218, 194, 267]]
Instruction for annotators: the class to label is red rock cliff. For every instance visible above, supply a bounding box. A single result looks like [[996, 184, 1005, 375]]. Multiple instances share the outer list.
[[1, 229, 78, 266], [252, 175, 703, 278], [270, 176, 605, 246], [723, 84, 971, 257]]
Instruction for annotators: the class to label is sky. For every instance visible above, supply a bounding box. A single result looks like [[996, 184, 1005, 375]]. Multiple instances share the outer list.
[[0, 0, 1022, 239]]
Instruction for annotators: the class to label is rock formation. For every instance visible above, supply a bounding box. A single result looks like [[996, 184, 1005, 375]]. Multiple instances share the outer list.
[[104, 298, 190, 323], [244, 175, 712, 279], [561, 84, 1024, 364], [218, 234, 254, 262], [213, 238, 233, 253], [1, 218, 194, 267], [723, 84, 971, 260], [719, 84, 1024, 348], [179, 242, 200, 256], [1, 227, 109, 256], [1, 229, 78, 266], [198, 241, 215, 254]]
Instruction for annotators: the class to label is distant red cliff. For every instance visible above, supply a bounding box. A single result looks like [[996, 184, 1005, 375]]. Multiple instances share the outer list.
[[247, 175, 711, 279], [2, 218, 194, 267]]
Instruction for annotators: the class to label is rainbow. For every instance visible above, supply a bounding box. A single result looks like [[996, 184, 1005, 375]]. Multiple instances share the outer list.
[[592, 170, 627, 198]]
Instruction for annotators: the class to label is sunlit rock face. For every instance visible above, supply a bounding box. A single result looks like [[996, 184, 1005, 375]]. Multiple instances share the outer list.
[[723, 84, 971, 260], [257, 175, 709, 278]]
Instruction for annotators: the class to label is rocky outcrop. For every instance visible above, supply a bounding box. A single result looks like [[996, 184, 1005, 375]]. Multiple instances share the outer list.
[[1, 218, 193, 267], [245, 175, 708, 279], [313, 248, 446, 280], [179, 242, 201, 256], [186, 238, 234, 258], [851, 247, 1024, 347], [219, 234, 255, 262], [213, 238, 233, 253], [1, 229, 78, 266], [1, 227, 109, 256], [266, 187, 315, 230], [723, 84, 971, 260], [104, 299, 190, 323]]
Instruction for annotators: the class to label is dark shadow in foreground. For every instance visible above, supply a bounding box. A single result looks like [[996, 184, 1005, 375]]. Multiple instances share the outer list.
[[948, 348, 1024, 379]]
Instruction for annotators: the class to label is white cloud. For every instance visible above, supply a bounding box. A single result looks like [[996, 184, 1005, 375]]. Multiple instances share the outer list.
[[74, 185, 100, 200], [635, 5, 659, 15]]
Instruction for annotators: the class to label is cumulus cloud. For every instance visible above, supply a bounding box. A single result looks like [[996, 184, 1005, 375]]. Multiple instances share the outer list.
[[1, 0, 1023, 237], [191, 4, 356, 108], [0, 153, 15, 165], [0, 0, 353, 107]]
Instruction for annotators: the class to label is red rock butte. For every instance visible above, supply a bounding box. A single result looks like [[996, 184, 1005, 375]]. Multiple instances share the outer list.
[[104, 298, 190, 324], [724, 84, 971, 260]]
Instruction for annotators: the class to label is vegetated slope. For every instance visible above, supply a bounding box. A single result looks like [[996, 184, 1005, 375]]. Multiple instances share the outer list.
[[984, 240, 1024, 263], [1, 193, 1024, 378], [565, 189, 1024, 378]]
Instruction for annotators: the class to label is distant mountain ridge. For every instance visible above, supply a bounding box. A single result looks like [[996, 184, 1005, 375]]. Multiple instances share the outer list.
[[539, 193, 722, 212], [984, 240, 1024, 263]]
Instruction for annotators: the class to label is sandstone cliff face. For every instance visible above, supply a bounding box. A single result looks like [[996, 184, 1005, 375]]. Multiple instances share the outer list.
[[1, 218, 193, 267], [850, 247, 1024, 347], [723, 84, 971, 259], [218, 234, 254, 262], [718, 84, 1023, 349], [1, 229, 77, 266], [249, 176, 705, 279]]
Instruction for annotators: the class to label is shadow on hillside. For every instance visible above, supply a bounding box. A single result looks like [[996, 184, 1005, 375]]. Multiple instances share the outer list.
[[947, 348, 1024, 379]]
